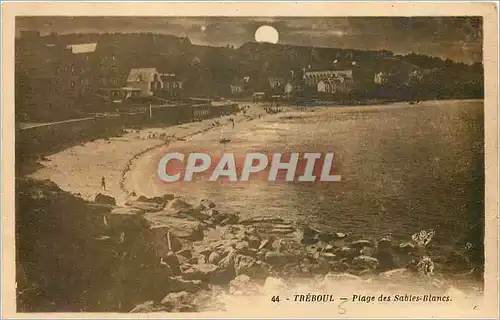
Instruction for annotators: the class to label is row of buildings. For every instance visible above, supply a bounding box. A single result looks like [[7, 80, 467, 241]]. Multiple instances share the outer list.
[[229, 61, 426, 99], [16, 31, 429, 119], [16, 31, 186, 118]]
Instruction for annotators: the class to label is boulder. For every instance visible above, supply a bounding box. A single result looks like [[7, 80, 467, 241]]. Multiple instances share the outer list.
[[245, 235, 261, 249], [398, 241, 418, 253], [378, 268, 413, 282], [234, 254, 269, 279], [182, 263, 219, 282], [264, 251, 296, 268], [125, 200, 165, 212], [335, 246, 356, 258], [374, 250, 397, 270], [130, 301, 165, 313], [94, 193, 116, 206], [236, 247, 258, 258], [350, 240, 374, 250], [219, 213, 240, 226], [324, 244, 336, 253], [239, 216, 285, 225], [213, 249, 237, 284], [168, 198, 193, 211], [110, 207, 145, 216], [208, 251, 222, 264], [300, 225, 320, 245], [105, 212, 148, 231], [167, 277, 208, 293], [378, 237, 393, 249], [318, 231, 347, 242], [161, 291, 196, 312], [176, 248, 193, 260], [148, 225, 185, 257], [352, 255, 379, 270], [145, 213, 204, 241], [196, 199, 216, 211], [137, 194, 174, 204], [258, 239, 274, 251], [270, 224, 296, 235]]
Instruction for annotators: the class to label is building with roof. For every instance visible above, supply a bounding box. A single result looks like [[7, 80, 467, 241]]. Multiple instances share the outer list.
[[126, 68, 163, 96], [303, 70, 353, 87], [159, 73, 184, 98], [66, 43, 98, 55]]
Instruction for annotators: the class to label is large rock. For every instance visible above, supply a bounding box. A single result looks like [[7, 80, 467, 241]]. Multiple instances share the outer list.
[[168, 198, 193, 211], [130, 301, 166, 313], [105, 211, 149, 231], [110, 207, 145, 216], [125, 200, 165, 212], [234, 254, 269, 279], [167, 277, 208, 293], [208, 251, 222, 264], [182, 263, 219, 282], [148, 224, 185, 257], [137, 194, 174, 204], [239, 216, 285, 225], [161, 291, 196, 312], [195, 199, 216, 211], [264, 251, 297, 268], [299, 225, 320, 245], [378, 268, 413, 282], [374, 250, 397, 270], [350, 239, 374, 250], [398, 241, 418, 254], [94, 193, 116, 206], [145, 212, 204, 241], [318, 231, 347, 242], [352, 255, 379, 270]]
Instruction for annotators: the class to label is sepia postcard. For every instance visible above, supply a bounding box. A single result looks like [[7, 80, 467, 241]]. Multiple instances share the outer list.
[[1, 2, 499, 319]]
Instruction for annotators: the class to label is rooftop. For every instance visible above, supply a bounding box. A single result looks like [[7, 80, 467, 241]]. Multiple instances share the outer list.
[[66, 43, 98, 54]]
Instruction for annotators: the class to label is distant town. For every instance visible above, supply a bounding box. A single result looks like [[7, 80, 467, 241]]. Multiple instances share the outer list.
[[15, 31, 484, 122]]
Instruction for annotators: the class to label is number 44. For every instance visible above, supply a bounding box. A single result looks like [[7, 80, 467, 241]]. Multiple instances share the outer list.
[[271, 296, 280, 303]]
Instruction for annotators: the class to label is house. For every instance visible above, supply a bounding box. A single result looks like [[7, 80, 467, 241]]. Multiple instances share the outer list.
[[317, 80, 330, 93], [268, 77, 285, 89], [160, 73, 183, 98], [126, 68, 163, 96], [230, 79, 246, 95], [252, 92, 266, 102], [317, 77, 352, 94], [303, 70, 353, 86]]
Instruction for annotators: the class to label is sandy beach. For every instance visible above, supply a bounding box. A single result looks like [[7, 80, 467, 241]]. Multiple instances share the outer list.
[[29, 103, 290, 205]]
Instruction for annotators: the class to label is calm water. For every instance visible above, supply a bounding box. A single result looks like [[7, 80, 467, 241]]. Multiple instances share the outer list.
[[150, 100, 484, 244]]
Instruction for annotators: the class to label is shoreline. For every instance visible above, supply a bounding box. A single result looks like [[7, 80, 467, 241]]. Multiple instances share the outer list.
[[16, 178, 484, 313]]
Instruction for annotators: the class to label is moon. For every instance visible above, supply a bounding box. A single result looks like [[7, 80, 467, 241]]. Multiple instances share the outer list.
[[254, 25, 279, 44]]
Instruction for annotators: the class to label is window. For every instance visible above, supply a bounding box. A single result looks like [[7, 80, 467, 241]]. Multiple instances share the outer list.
[[70, 80, 75, 89]]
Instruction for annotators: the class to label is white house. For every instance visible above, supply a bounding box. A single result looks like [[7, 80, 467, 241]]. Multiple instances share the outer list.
[[126, 68, 163, 96]]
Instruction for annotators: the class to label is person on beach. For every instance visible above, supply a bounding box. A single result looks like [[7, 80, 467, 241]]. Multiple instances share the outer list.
[[101, 176, 106, 191]]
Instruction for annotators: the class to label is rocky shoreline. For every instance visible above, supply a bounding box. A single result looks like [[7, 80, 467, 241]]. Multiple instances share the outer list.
[[16, 178, 483, 313]]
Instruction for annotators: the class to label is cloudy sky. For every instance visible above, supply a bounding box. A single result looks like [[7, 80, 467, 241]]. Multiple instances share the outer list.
[[16, 17, 483, 64]]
